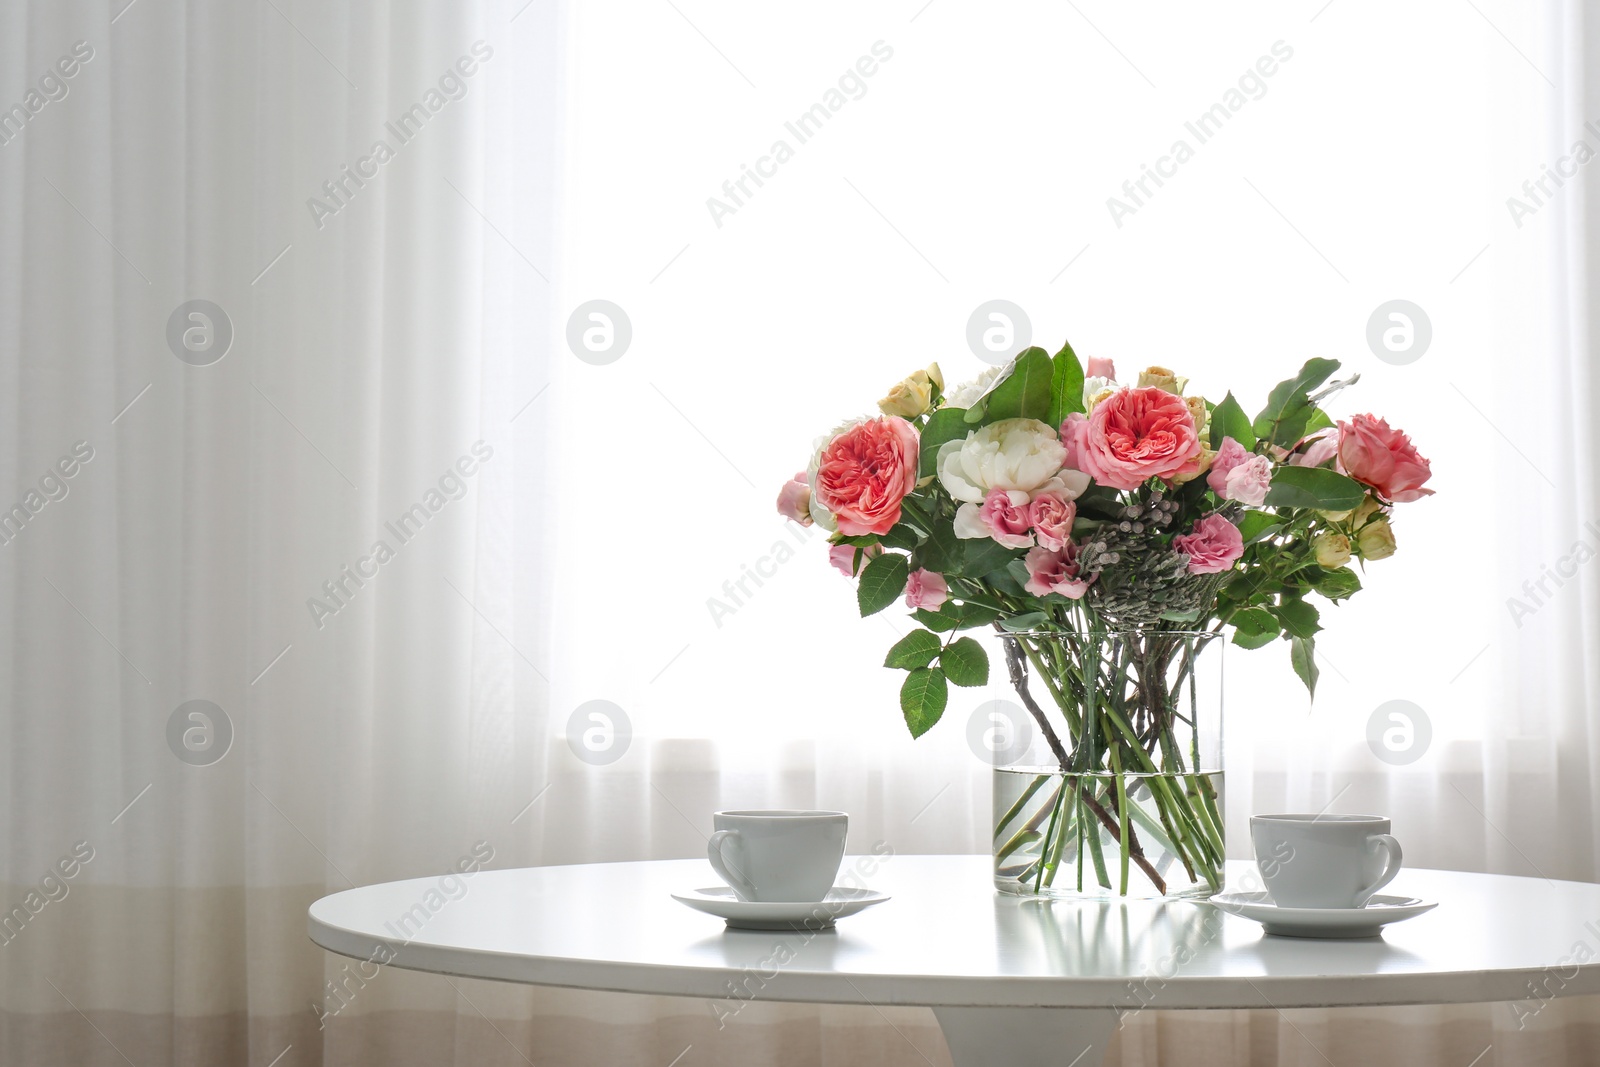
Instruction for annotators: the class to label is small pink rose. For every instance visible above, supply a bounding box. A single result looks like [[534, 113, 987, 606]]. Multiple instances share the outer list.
[[1223, 454, 1273, 507], [1337, 414, 1433, 503], [1293, 427, 1340, 468], [776, 471, 813, 525], [904, 568, 949, 610], [1059, 412, 1090, 471], [1085, 356, 1117, 379], [1173, 513, 1245, 575], [1028, 491, 1077, 552], [1207, 436, 1252, 495], [1023, 543, 1091, 599], [829, 542, 881, 577], [976, 487, 1035, 549]]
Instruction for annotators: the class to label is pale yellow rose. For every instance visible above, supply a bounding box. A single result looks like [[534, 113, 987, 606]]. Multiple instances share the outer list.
[[877, 364, 943, 418], [1186, 395, 1209, 438], [1085, 384, 1118, 411], [1170, 446, 1217, 486], [1312, 531, 1352, 568], [1355, 517, 1396, 560], [1139, 366, 1189, 394], [1322, 494, 1385, 525]]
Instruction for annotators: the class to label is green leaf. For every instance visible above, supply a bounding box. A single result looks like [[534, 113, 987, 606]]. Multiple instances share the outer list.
[[1209, 392, 1256, 451], [884, 628, 942, 669], [1237, 511, 1285, 545], [1232, 628, 1279, 650], [981, 347, 1054, 423], [1047, 339, 1086, 427], [915, 522, 960, 575], [951, 605, 1002, 630], [941, 636, 989, 687], [999, 612, 1049, 632], [1263, 466, 1367, 512], [961, 537, 1018, 578], [1272, 597, 1322, 639], [1312, 566, 1362, 601], [920, 407, 972, 478], [1252, 358, 1341, 447], [879, 521, 921, 552], [856, 553, 909, 617], [901, 667, 949, 738], [911, 601, 998, 633], [1289, 636, 1319, 699], [912, 608, 959, 633], [1231, 606, 1280, 637], [1303, 407, 1335, 437], [963, 400, 987, 424]]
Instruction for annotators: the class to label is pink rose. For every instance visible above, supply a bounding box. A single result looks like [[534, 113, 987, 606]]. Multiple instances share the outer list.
[[1023, 543, 1091, 599], [1337, 414, 1434, 503], [829, 542, 881, 577], [1078, 387, 1203, 491], [1207, 436, 1251, 494], [1085, 356, 1116, 379], [813, 417, 921, 536], [776, 471, 812, 525], [1293, 427, 1340, 468], [1173, 513, 1245, 575], [1028, 491, 1077, 552], [1059, 412, 1090, 471], [904, 568, 949, 610], [977, 488, 1035, 548], [1222, 454, 1273, 506]]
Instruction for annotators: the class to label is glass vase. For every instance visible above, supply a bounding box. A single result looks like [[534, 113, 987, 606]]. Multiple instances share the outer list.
[[990, 630, 1224, 900]]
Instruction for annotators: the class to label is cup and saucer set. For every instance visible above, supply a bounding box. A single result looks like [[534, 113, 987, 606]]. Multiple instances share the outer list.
[[1204, 814, 1438, 938], [671, 810, 890, 930]]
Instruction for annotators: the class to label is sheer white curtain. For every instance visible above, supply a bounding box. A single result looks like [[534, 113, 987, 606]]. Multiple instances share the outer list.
[[0, 1, 561, 1064]]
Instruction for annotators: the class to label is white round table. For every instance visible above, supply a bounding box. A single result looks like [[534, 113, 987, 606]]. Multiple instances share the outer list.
[[308, 854, 1600, 1066]]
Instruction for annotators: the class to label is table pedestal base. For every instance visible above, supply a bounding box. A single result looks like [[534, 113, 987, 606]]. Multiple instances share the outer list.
[[933, 1006, 1117, 1067]]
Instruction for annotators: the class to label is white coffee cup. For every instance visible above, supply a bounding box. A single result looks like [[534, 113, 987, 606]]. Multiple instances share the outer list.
[[706, 809, 848, 902], [1250, 813, 1403, 909]]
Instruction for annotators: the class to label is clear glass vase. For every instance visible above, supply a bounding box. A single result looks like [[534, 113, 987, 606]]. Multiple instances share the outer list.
[[990, 630, 1224, 900]]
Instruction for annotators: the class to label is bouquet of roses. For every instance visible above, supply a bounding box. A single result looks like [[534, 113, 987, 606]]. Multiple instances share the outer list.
[[776, 342, 1433, 896]]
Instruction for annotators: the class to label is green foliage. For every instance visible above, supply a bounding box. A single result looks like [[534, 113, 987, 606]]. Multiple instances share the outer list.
[[1264, 466, 1366, 511], [1289, 636, 1319, 698], [919, 407, 972, 478], [1047, 339, 1086, 427], [901, 667, 948, 737], [999, 612, 1050, 632], [1272, 597, 1322, 639], [941, 637, 989, 687], [982, 347, 1054, 423], [1237, 511, 1285, 545], [1312, 566, 1362, 601], [911, 602, 1001, 632], [856, 553, 909, 617], [1252, 358, 1340, 447], [1209, 392, 1255, 450], [884, 629, 941, 669]]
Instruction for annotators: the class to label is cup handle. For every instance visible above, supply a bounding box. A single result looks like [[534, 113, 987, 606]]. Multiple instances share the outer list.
[[707, 830, 757, 901], [1354, 833, 1403, 907]]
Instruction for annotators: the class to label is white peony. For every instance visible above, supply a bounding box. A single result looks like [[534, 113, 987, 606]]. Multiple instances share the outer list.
[[944, 359, 1014, 409], [936, 418, 1089, 505]]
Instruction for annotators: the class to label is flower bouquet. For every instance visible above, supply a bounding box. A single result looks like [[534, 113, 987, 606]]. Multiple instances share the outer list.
[[777, 343, 1432, 898]]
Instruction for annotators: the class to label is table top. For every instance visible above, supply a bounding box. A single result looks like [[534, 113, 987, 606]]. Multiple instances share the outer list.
[[308, 854, 1600, 1011]]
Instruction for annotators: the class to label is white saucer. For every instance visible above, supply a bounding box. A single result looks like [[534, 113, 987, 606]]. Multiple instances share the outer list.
[[671, 886, 890, 930], [1204, 890, 1437, 938]]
